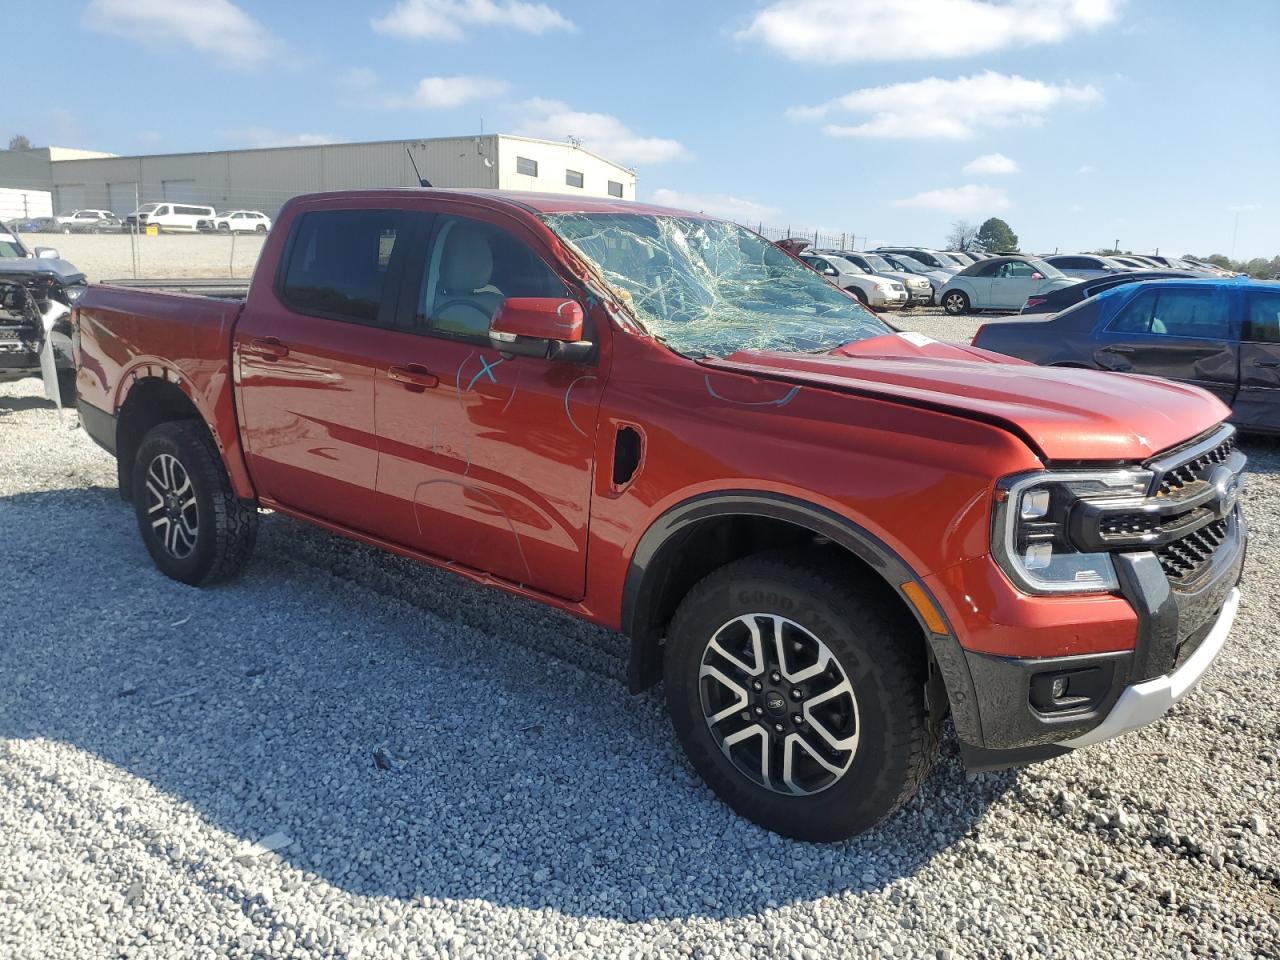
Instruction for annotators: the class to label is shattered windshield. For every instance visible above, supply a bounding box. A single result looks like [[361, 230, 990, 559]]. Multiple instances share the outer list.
[[542, 213, 890, 358]]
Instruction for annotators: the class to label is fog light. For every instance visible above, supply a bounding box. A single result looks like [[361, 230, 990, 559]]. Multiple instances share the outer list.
[[1051, 676, 1069, 699]]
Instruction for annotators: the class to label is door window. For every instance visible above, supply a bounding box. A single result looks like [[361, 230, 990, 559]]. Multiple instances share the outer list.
[[1106, 288, 1230, 338], [417, 215, 569, 341], [1244, 291, 1280, 343], [280, 209, 408, 325], [998, 261, 1034, 278]]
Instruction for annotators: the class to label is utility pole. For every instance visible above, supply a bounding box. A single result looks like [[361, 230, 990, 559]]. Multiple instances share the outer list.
[[1231, 211, 1241, 260]]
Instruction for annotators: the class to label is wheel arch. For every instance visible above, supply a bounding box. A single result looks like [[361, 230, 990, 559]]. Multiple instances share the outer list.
[[619, 491, 981, 743]]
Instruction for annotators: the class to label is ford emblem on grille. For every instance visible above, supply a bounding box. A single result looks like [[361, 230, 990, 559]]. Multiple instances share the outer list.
[[1209, 465, 1241, 518]]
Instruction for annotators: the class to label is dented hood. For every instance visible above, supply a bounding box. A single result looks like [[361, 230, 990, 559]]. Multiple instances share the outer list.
[[706, 332, 1229, 463]]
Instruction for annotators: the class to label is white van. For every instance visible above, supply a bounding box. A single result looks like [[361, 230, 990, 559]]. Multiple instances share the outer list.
[[126, 202, 217, 233]]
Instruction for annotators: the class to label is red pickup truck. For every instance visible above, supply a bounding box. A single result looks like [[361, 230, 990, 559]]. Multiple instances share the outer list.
[[73, 190, 1247, 841]]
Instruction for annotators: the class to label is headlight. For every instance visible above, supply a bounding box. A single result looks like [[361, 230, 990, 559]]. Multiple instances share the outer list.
[[992, 470, 1151, 594], [64, 284, 86, 302]]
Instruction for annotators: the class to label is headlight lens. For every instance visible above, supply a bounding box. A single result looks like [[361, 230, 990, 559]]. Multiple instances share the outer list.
[[992, 470, 1151, 594]]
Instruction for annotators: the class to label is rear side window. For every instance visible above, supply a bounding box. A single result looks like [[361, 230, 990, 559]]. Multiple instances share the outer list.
[[281, 209, 407, 324], [1244, 291, 1280, 343], [1107, 288, 1229, 339]]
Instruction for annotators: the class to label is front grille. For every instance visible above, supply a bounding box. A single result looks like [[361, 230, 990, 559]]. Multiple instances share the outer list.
[[1157, 433, 1236, 496], [1157, 515, 1230, 583]]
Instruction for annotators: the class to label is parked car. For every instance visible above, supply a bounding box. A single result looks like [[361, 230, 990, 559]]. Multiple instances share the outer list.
[[74, 189, 1247, 842], [877, 253, 952, 301], [1043, 254, 1132, 280], [1181, 256, 1236, 277], [1020, 270, 1197, 314], [873, 247, 962, 274], [938, 255, 1075, 315], [799, 252, 910, 308], [944, 251, 979, 265], [974, 277, 1278, 433], [65, 212, 129, 234], [820, 250, 933, 305], [200, 210, 272, 234], [11, 216, 59, 233], [126, 202, 217, 233], [54, 209, 113, 230], [0, 233, 85, 401]]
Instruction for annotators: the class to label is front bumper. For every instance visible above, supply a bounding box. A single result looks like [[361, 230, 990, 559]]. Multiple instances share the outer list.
[[871, 290, 910, 308], [950, 504, 1246, 771]]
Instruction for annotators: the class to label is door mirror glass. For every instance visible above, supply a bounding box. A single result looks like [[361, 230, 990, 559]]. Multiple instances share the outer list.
[[824, 267, 838, 276], [34, 247, 60, 259], [490, 297, 589, 359]]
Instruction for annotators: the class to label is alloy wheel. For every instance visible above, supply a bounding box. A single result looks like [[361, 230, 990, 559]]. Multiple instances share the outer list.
[[145, 453, 199, 559], [699, 613, 859, 796]]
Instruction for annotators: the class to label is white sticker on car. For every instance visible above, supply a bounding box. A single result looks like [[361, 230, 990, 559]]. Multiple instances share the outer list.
[[898, 332, 935, 347]]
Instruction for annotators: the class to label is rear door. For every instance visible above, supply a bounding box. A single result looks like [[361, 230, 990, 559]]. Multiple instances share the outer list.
[[1090, 284, 1238, 406], [234, 205, 413, 531], [1235, 287, 1280, 431]]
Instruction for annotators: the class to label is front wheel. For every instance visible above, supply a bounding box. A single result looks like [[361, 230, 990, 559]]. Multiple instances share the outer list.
[[131, 421, 258, 585], [664, 552, 936, 841], [942, 290, 970, 315]]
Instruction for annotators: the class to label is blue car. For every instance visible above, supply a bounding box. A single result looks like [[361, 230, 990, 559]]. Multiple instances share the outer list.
[[973, 278, 1280, 434]]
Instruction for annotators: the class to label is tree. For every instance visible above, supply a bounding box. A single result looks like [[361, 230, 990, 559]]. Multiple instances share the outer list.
[[6, 134, 31, 151], [944, 220, 979, 252], [975, 217, 1018, 253]]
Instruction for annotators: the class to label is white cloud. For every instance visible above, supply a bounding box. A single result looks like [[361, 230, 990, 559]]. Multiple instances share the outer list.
[[894, 184, 1011, 215], [512, 99, 687, 166], [84, 0, 274, 66], [792, 71, 1101, 140], [1228, 203, 1262, 213], [963, 152, 1019, 175], [649, 189, 781, 223], [402, 76, 508, 108], [219, 128, 337, 149], [739, 0, 1120, 63], [1077, 163, 1097, 174], [372, 0, 574, 40]]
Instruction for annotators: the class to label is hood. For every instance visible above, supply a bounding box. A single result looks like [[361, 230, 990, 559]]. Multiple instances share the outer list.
[[706, 332, 1228, 463], [0, 257, 86, 285]]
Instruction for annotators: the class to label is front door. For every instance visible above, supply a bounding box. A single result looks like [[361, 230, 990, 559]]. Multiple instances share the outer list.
[[988, 260, 1042, 309], [234, 206, 411, 531], [368, 210, 603, 600], [1090, 283, 1238, 407], [1235, 287, 1280, 432]]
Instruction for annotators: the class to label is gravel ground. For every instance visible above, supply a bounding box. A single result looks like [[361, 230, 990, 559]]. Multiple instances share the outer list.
[[2, 367, 1279, 959], [26, 233, 266, 282]]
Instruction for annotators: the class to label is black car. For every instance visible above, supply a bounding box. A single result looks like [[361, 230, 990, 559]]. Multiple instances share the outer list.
[[974, 278, 1280, 433], [0, 240, 86, 403], [64, 212, 129, 234], [1020, 270, 1196, 314]]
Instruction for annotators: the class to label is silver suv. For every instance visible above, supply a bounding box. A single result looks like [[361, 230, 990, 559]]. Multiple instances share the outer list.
[[800, 252, 909, 309], [819, 250, 932, 305]]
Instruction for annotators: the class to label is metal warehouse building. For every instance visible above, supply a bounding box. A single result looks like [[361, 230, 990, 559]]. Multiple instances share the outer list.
[[0, 135, 637, 217]]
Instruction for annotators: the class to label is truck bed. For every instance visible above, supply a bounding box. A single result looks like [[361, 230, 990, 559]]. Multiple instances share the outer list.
[[99, 277, 249, 299]]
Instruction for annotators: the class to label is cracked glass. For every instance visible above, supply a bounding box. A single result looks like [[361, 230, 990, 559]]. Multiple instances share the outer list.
[[542, 213, 891, 358]]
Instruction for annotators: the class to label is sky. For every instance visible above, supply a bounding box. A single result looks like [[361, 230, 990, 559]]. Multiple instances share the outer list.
[[6, 0, 1278, 259]]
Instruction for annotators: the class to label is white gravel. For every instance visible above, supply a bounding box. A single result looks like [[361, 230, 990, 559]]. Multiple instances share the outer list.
[[2, 372, 1278, 960]]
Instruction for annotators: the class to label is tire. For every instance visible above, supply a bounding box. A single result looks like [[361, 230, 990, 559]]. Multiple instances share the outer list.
[[131, 421, 258, 586], [61, 224, 72, 234], [664, 552, 936, 841], [218, 223, 230, 232], [846, 286, 869, 305], [255, 224, 267, 234], [942, 290, 970, 316]]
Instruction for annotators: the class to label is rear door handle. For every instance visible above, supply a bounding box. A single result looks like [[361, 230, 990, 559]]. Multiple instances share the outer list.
[[1101, 345, 1135, 354], [388, 364, 439, 390], [247, 337, 289, 360], [1254, 359, 1280, 368]]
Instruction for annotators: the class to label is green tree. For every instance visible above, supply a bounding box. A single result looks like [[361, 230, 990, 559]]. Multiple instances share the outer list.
[[6, 134, 31, 151], [975, 217, 1018, 253]]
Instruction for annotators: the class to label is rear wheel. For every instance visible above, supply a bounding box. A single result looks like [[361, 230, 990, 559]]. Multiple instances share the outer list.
[[131, 421, 258, 585], [942, 290, 970, 315], [255, 224, 267, 234], [664, 552, 936, 841]]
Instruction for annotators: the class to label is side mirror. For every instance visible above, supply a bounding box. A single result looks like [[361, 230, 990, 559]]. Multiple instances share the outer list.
[[34, 247, 61, 259], [1031, 272, 1043, 280], [490, 297, 591, 361]]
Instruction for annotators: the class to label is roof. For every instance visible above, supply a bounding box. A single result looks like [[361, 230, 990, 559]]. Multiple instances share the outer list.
[[287, 187, 715, 220], [955, 255, 1033, 277]]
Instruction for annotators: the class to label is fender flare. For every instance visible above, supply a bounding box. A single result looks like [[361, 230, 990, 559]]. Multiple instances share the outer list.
[[619, 490, 981, 744]]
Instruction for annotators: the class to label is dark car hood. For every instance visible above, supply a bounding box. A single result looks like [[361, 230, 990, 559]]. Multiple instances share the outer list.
[[705, 332, 1228, 463], [0, 256, 86, 285]]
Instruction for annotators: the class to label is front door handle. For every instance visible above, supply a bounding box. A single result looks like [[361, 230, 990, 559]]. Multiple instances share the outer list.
[[247, 337, 289, 360], [1101, 345, 1135, 354], [1254, 358, 1280, 369], [388, 364, 439, 390]]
